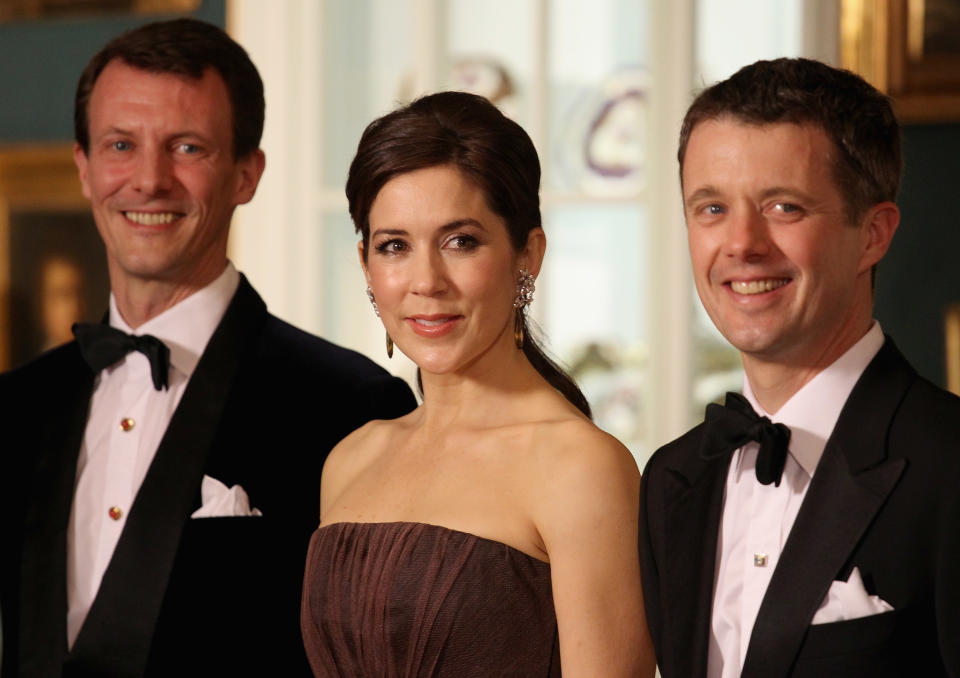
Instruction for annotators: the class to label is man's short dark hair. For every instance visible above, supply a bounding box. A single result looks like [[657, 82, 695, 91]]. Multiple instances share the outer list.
[[678, 57, 901, 223], [74, 17, 264, 159]]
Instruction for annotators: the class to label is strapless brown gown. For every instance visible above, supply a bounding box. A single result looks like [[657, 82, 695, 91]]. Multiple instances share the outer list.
[[301, 521, 561, 677]]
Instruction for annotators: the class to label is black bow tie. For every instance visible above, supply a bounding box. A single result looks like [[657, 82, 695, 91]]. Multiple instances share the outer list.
[[72, 322, 170, 391], [698, 392, 791, 486]]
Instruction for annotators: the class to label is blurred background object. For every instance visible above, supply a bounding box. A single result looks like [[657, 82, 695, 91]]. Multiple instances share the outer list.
[[3, 0, 960, 467]]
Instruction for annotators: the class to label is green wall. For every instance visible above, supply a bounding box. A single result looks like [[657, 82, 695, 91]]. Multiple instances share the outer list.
[[874, 124, 960, 387], [0, 1, 225, 144]]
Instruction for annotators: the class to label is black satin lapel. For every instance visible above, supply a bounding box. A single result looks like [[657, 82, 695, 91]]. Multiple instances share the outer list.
[[662, 454, 729, 678], [18, 348, 94, 678], [741, 448, 905, 677], [741, 338, 913, 678], [66, 278, 267, 677]]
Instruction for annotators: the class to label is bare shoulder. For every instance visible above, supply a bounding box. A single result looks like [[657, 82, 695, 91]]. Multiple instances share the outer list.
[[509, 385, 639, 481], [531, 418, 640, 489], [319, 411, 416, 514], [518, 417, 639, 540], [521, 417, 651, 674]]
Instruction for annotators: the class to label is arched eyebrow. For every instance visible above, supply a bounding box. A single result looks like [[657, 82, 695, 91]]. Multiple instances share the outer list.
[[683, 186, 721, 208], [757, 187, 816, 203], [370, 218, 485, 239], [439, 218, 484, 231]]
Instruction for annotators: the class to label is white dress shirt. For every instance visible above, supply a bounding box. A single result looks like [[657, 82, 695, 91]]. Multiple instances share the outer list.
[[707, 322, 884, 678], [66, 263, 240, 648]]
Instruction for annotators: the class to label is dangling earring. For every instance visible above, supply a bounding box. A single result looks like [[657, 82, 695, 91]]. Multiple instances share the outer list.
[[366, 286, 380, 317], [514, 308, 525, 349], [513, 268, 535, 350], [367, 285, 392, 357]]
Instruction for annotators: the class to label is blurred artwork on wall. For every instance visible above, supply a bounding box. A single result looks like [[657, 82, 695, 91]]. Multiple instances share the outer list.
[[0, 145, 108, 370], [945, 303, 960, 396], [0, 0, 199, 22], [842, 0, 960, 122]]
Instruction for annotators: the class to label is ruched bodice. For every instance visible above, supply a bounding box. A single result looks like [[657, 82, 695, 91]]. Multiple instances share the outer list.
[[301, 521, 561, 677]]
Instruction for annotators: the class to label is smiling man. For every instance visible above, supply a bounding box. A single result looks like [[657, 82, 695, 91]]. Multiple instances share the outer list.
[[0, 18, 414, 678], [638, 58, 960, 678]]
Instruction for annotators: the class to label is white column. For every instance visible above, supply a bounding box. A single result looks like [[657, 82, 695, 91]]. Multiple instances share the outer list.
[[227, 0, 320, 332], [645, 0, 695, 458]]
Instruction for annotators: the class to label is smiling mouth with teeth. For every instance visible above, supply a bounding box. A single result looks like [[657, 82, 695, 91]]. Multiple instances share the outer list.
[[412, 316, 459, 326], [124, 211, 179, 225], [729, 279, 789, 295]]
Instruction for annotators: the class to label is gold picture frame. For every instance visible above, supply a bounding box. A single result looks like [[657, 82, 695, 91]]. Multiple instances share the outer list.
[[0, 1, 200, 22], [842, 0, 960, 122], [0, 145, 109, 370], [946, 303, 960, 396]]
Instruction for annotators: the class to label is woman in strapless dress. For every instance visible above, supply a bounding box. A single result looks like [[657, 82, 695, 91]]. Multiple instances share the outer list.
[[301, 91, 655, 678]]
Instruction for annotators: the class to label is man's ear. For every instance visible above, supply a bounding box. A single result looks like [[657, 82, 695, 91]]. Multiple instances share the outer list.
[[73, 143, 92, 200], [234, 149, 266, 205], [519, 227, 546, 277], [858, 201, 899, 273]]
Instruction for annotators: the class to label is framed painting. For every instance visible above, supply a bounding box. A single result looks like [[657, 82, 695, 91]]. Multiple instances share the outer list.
[[841, 0, 960, 122], [0, 1, 199, 22], [0, 145, 109, 370], [946, 303, 960, 396]]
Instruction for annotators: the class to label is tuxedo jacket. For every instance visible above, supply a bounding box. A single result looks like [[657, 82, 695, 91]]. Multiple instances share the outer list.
[[0, 276, 417, 678], [639, 338, 960, 678]]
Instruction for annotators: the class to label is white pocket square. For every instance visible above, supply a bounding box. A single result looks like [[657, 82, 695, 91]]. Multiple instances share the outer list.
[[812, 566, 893, 625], [191, 475, 263, 518]]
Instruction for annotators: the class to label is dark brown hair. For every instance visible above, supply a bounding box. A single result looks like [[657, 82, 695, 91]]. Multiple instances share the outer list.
[[678, 57, 901, 223], [347, 91, 591, 418], [74, 18, 264, 159]]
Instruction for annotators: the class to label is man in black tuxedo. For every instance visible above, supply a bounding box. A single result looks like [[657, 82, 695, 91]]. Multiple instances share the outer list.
[[0, 18, 416, 677], [639, 58, 960, 678]]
